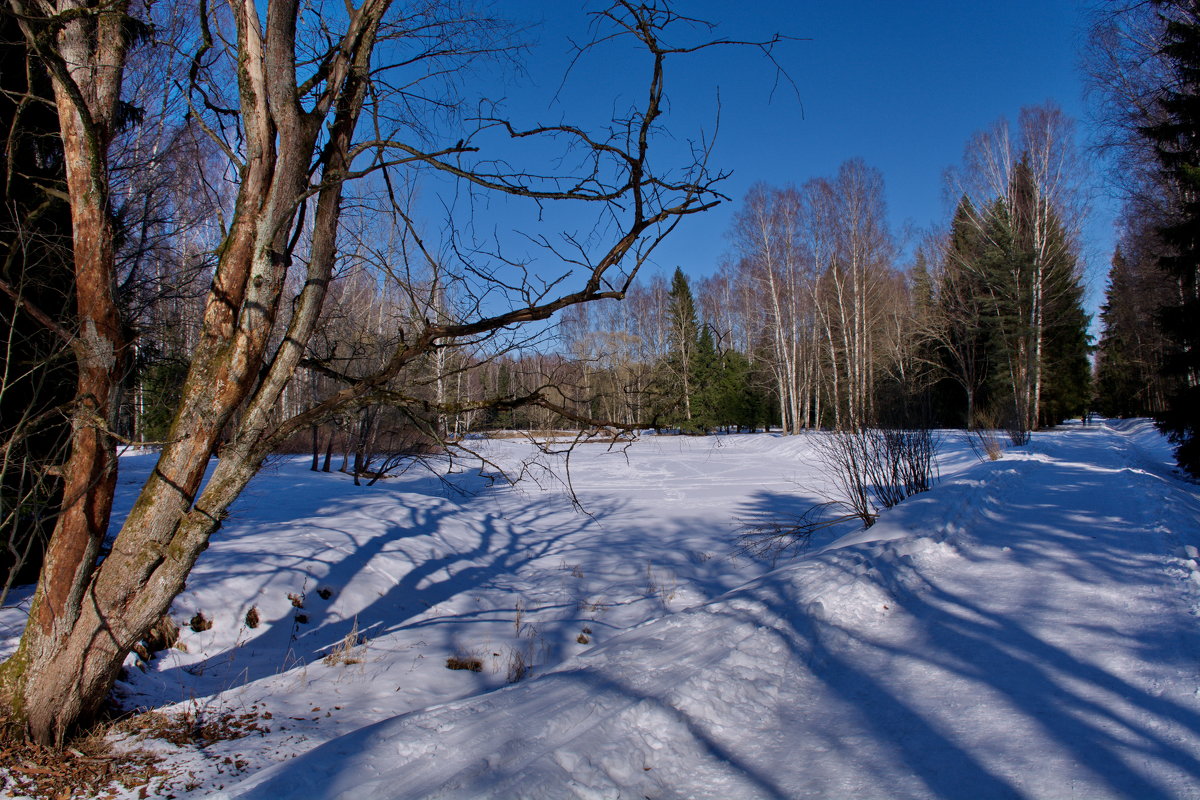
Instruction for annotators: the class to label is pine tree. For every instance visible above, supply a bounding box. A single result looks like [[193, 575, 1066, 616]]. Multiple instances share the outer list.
[[1141, 2, 1200, 475], [665, 267, 701, 430]]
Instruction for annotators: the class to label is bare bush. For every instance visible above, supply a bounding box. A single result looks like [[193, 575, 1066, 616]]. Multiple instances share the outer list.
[[737, 426, 941, 564], [968, 428, 1004, 461], [966, 414, 1004, 462], [1006, 417, 1031, 447], [818, 426, 941, 523]]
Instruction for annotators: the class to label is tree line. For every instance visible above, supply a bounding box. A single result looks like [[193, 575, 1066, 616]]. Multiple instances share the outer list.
[[550, 132, 1092, 439], [1090, 0, 1200, 477]]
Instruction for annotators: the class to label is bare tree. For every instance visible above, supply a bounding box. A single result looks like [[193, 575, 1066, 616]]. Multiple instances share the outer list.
[[0, 0, 782, 744], [729, 183, 815, 433], [816, 160, 897, 428]]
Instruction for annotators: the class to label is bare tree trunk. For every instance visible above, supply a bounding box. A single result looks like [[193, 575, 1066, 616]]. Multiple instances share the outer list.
[[310, 425, 320, 471], [0, 0, 131, 744], [0, 0, 375, 742]]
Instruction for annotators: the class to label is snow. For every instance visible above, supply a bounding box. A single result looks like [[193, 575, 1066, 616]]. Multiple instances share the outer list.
[[3, 421, 1200, 799]]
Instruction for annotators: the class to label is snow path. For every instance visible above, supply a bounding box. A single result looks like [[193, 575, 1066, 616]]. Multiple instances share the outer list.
[[214, 422, 1200, 800]]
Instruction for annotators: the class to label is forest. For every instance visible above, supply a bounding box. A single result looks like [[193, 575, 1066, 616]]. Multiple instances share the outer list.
[[0, 0, 1196, 757]]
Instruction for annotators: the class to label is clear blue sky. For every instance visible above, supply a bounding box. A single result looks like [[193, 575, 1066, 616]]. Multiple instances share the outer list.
[[472, 1, 1114, 322]]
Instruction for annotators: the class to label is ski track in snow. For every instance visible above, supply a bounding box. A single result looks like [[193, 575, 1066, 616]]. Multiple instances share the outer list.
[[2, 422, 1200, 799]]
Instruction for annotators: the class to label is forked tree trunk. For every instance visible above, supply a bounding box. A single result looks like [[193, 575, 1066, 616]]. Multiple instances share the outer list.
[[0, 0, 382, 744]]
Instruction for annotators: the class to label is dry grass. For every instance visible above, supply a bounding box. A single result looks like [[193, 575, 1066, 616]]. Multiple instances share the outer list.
[[131, 615, 180, 663], [513, 598, 526, 635], [645, 563, 677, 609], [445, 655, 483, 672], [504, 623, 546, 683], [967, 413, 1005, 462], [322, 618, 367, 666], [505, 647, 531, 683]]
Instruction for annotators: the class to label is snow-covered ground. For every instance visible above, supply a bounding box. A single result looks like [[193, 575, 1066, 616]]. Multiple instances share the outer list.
[[3, 421, 1200, 799]]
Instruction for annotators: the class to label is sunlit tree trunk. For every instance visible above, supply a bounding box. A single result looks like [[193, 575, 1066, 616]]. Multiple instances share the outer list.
[[0, 0, 132, 744]]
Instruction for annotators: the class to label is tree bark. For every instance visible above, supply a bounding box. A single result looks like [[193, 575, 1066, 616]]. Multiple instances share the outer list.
[[0, 0, 131, 744]]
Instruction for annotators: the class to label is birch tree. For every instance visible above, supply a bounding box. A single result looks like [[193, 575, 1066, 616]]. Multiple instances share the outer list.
[[729, 183, 815, 433], [948, 104, 1088, 432]]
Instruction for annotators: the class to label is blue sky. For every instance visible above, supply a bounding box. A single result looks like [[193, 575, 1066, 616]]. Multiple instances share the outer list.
[[492, 1, 1114, 317]]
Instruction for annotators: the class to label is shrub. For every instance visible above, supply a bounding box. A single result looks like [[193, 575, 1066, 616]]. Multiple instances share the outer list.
[[738, 425, 941, 563]]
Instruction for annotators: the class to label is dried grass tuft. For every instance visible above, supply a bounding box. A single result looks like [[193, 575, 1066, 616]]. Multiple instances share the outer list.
[[322, 619, 367, 666], [445, 655, 483, 672]]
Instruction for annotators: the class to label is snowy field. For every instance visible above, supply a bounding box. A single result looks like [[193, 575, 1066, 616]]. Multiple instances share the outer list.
[[3, 420, 1200, 799]]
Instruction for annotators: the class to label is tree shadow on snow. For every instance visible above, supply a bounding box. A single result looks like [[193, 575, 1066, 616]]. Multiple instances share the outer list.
[[127, 459, 632, 698]]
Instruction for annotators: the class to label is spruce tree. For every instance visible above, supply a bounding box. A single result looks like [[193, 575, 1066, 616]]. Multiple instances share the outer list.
[[1096, 245, 1173, 417], [963, 162, 1091, 431], [664, 267, 701, 430], [976, 196, 1032, 428], [1142, 2, 1200, 475], [687, 325, 719, 432], [1026, 185, 1092, 427], [936, 196, 995, 427], [1096, 249, 1136, 417], [1096, 254, 1141, 417]]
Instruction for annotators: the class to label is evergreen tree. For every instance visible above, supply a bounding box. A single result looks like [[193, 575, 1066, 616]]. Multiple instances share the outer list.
[[1095, 237, 1175, 417], [1038, 276, 1092, 426], [1141, 2, 1200, 475], [975, 197, 1033, 427], [959, 162, 1091, 430], [1020, 174, 1093, 428], [664, 267, 701, 430], [687, 324, 719, 432], [688, 331, 772, 433], [935, 196, 995, 427]]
